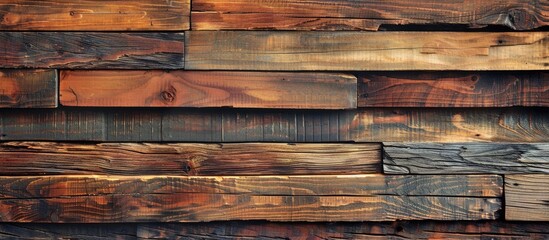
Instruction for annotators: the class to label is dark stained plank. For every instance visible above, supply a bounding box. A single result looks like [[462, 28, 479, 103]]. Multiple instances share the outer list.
[[0, 108, 548, 142], [192, 0, 548, 31], [59, 70, 357, 109], [0, 0, 189, 30], [0, 142, 381, 175], [0, 175, 502, 198], [0, 69, 57, 108], [0, 223, 137, 240], [185, 31, 549, 71], [0, 32, 184, 69], [383, 143, 549, 174], [505, 174, 549, 221], [359, 72, 549, 107]]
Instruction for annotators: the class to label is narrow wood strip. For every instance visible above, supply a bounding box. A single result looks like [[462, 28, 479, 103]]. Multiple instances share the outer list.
[[383, 143, 549, 174], [185, 31, 549, 71], [0, 142, 381, 175], [0, 32, 184, 69], [59, 71, 357, 109], [505, 174, 549, 221], [0, 0, 189, 30], [359, 72, 549, 107], [0, 175, 502, 198], [192, 0, 548, 31], [0, 70, 57, 108]]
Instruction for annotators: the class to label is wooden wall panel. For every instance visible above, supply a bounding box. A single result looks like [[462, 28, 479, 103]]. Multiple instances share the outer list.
[[359, 72, 549, 107], [185, 31, 549, 71], [59, 71, 357, 109], [192, 0, 548, 31], [0, 32, 184, 69], [0, 0, 190, 30], [0, 142, 381, 175], [383, 143, 549, 174], [505, 175, 549, 221], [0, 70, 57, 108]]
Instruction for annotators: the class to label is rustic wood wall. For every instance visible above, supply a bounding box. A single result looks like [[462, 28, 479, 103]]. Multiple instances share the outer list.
[[0, 0, 548, 239]]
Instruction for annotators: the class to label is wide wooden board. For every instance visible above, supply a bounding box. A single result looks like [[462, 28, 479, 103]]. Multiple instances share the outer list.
[[505, 174, 549, 221], [0, 32, 184, 69], [0, 70, 57, 108], [0, 142, 381, 175], [0, 0, 189, 30], [59, 71, 357, 109], [192, 0, 548, 31], [185, 31, 549, 71]]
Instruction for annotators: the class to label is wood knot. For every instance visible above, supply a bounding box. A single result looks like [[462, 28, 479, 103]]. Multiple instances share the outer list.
[[506, 9, 537, 30], [160, 87, 176, 103]]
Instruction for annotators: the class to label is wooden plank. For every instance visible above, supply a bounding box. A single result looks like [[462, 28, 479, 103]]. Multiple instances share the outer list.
[[192, 0, 548, 31], [0, 223, 137, 239], [359, 72, 549, 107], [59, 70, 357, 109], [0, 108, 548, 142], [0, 142, 381, 175], [185, 31, 549, 71], [0, 32, 184, 69], [0, 0, 189, 30], [0, 70, 57, 108], [505, 174, 549, 221], [383, 143, 549, 174]]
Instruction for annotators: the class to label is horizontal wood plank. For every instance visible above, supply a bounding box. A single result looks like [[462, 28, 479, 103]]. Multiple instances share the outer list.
[[0, 70, 57, 108], [383, 143, 549, 174], [0, 142, 380, 175], [0, 0, 189, 30], [59, 71, 357, 109], [0, 32, 184, 69], [192, 0, 548, 31], [185, 31, 549, 71], [359, 72, 549, 107], [0, 108, 547, 142], [505, 174, 549, 221]]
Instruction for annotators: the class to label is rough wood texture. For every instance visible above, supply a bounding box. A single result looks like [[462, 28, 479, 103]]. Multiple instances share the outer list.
[[0, 70, 57, 108], [505, 174, 549, 221], [359, 72, 549, 107], [0, 0, 189, 30], [0, 108, 547, 142], [59, 70, 357, 109], [0, 32, 184, 69], [185, 31, 549, 71], [383, 143, 549, 174], [0, 175, 501, 222], [192, 0, 549, 31], [0, 142, 381, 175]]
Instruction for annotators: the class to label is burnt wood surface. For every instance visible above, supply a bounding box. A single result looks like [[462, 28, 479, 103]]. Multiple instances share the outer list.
[[0, 69, 57, 108]]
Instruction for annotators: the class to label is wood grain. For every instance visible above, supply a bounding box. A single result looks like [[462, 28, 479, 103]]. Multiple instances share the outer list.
[[192, 0, 548, 31], [0, 142, 381, 175], [0, 0, 189, 30], [383, 143, 549, 174], [0, 70, 57, 108], [185, 31, 549, 71], [505, 174, 549, 221], [359, 72, 549, 107], [59, 70, 357, 109], [0, 32, 184, 69]]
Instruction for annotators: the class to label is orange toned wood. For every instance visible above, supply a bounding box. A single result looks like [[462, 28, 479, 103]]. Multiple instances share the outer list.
[[0, 70, 57, 108], [0, 0, 189, 30], [59, 71, 357, 109], [505, 175, 549, 221]]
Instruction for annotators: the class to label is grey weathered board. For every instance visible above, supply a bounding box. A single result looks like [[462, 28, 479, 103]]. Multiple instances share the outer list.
[[505, 174, 549, 221]]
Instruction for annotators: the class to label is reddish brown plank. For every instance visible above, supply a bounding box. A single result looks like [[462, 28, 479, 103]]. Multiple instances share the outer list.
[[59, 71, 357, 109], [505, 175, 549, 221], [0, 70, 57, 108]]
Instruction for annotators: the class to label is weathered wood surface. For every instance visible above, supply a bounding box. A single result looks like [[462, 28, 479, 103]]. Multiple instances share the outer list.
[[505, 174, 549, 221], [0, 175, 502, 198], [0, 142, 381, 175], [383, 143, 549, 174], [192, 0, 549, 31], [0, 70, 57, 108], [0, 108, 547, 142], [0, 32, 184, 69], [0, 0, 190, 30], [185, 31, 549, 71], [359, 72, 549, 107], [59, 71, 357, 109]]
